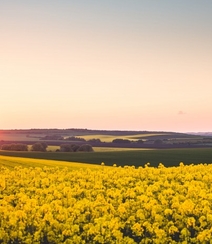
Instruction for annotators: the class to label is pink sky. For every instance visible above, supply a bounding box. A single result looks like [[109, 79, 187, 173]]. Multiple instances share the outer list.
[[0, 1, 212, 132]]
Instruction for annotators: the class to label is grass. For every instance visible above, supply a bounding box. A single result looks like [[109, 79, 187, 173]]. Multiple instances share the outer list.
[[1, 148, 212, 167]]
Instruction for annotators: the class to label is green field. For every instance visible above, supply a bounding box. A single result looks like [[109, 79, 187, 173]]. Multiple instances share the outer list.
[[1, 148, 212, 167]]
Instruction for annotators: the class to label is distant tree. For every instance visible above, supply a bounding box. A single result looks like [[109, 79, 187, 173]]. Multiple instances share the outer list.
[[112, 139, 131, 144], [40, 142, 48, 151], [16, 143, 28, 151], [60, 144, 73, 152], [154, 139, 163, 145], [65, 137, 86, 142], [70, 144, 80, 152], [87, 138, 101, 143], [1, 144, 11, 150], [31, 142, 47, 152], [60, 144, 82, 152], [77, 144, 94, 152], [41, 135, 63, 140], [1, 143, 28, 151]]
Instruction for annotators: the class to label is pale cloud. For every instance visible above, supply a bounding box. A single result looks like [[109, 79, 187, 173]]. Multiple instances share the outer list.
[[178, 111, 186, 115]]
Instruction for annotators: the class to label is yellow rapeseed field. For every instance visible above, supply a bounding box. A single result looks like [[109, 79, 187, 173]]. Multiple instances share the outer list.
[[1, 158, 212, 243]]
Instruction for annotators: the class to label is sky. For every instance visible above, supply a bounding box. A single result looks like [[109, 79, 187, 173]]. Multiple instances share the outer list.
[[0, 0, 212, 132]]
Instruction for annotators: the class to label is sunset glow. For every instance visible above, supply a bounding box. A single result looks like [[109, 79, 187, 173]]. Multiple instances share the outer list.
[[1, 1, 212, 132]]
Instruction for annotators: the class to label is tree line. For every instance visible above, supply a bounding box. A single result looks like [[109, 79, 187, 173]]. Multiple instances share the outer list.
[[0, 143, 93, 152]]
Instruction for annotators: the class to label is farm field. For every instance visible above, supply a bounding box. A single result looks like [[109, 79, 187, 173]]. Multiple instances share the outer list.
[[0, 133, 40, 141], [0, 129, 205, 145], [77, 133, 172, 142], [0, 156, 101, 170], [93, 147, 153, 152], [1, 157, 212, 243], [45, 146, 152, 153], [0, 148, 212, 167]]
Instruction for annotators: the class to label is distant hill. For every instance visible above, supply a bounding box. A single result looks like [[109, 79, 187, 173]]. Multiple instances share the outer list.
[[187, 132, 212, 137], [0, 129, 212, 149]]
